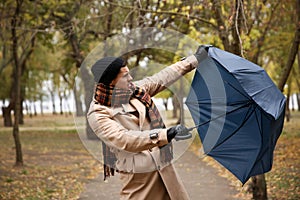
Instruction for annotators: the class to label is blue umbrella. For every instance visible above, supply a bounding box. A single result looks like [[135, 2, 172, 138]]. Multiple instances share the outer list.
[[186, 45, 286, 184]]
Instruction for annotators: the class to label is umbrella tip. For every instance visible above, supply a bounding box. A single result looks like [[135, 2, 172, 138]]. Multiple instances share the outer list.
[[199, 44, 213, 51]]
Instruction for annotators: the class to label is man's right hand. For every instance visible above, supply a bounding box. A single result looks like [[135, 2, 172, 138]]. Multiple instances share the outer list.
[[167, 124, 190, 142], [194, 45, 211, 63]]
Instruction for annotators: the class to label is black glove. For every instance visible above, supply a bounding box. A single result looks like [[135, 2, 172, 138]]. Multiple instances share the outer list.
[[194, 45, 211, 63], [167, 125, 191, 142]]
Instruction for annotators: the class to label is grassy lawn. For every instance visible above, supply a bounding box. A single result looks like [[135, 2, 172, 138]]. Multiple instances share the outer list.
[[0, 114, 101, 200]]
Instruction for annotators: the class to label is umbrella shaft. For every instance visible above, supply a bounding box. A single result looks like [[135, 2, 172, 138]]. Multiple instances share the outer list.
[[187, 101, 253, 131]]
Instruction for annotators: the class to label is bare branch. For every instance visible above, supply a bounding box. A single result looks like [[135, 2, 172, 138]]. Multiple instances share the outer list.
[[252, 1, 280, 64], [211, 0, 230, 50], [278, 0, 300, 91], [103, 0, 218, 29]]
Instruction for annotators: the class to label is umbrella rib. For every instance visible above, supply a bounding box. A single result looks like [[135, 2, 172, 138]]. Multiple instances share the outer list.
[[212, 104, 258, 150], [187, 100, 253, 131], [224, 80, 250, 100], [248, 109, 268, 174], [255, 108, 263, 136]]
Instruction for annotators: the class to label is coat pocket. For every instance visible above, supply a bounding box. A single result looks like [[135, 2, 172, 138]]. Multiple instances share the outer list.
[[132, 151, 157, 173]]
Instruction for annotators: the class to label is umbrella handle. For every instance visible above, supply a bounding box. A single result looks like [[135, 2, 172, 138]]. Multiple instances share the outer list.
[[174, 132, 192, 141]]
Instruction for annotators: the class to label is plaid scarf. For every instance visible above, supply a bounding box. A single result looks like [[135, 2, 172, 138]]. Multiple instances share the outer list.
[[94, 83, 173, 180]]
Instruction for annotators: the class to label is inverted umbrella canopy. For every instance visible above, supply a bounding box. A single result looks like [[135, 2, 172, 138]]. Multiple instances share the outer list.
[[186, 45, 286, 184]]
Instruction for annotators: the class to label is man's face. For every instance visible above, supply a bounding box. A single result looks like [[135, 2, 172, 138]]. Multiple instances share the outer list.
[[111, 66, 133, 89]]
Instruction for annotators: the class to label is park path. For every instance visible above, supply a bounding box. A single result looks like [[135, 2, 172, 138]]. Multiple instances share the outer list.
[[79, 148, 239, 200]]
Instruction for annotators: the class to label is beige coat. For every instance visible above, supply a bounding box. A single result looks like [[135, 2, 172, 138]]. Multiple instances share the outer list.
[[87, 55, 198, 200]]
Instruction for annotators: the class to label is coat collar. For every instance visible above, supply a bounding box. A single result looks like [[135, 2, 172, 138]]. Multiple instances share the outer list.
[[111, 98, 146, 130], [128, 98, 146, 129]]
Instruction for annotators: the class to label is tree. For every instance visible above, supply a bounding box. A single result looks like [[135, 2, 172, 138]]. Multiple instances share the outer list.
[[277, 0, 300, 92], [0, 0, 56, 126], [0, 0, 64, 165], [11, 0, 24, 166], [50, 0, 98, 138], [209, 1, 288, 199]]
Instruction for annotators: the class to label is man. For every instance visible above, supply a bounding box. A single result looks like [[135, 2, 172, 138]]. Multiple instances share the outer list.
[[87, 49, 201, 200]]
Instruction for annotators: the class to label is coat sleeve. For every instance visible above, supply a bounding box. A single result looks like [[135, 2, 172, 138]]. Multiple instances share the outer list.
[[134, 55, 198, 97], [87, 101, 169, 153]]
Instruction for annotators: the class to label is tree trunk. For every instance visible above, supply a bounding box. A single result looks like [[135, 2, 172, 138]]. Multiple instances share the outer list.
[[179, 78, 185, 125], [80, 63, 97, 139], [50, 91, 56, 115], [251, 174, 268, 200], [285, 91, 291, 122], [2, 82, 15, 126], [172, 96, 179, 118], [277, 0, 300, 91], [39, 94, 44, 115], [163, 98, 168, 111], [297, 93, 300, 111], [59, 93, 63, 115], [2, 106, 13, 127], [20, 99, 24, 123], [29, 101, 33, 117], [19, 84, 25, 124], [11, 0, 23, 166], [64, 93, 71, 115], [73, 84, 84, 116], [293, 72, 300, 111], [33, 101, 37, 116], [212, 0, 230, 50], [69, 32, 97, 139], [291, 94, 295, 111]]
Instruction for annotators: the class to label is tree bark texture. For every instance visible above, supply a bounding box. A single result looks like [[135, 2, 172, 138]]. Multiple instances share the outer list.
[[2, 106, 13, 127], [277, 0, 300, 91], [73, 86, 84, 116], [251, 174, 268, 200], [11, 0, 23, 166], [69, 33, 97, 139]]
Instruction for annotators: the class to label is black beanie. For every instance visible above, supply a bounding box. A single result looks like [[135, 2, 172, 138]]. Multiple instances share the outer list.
[[91, 57, 126, 85]]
